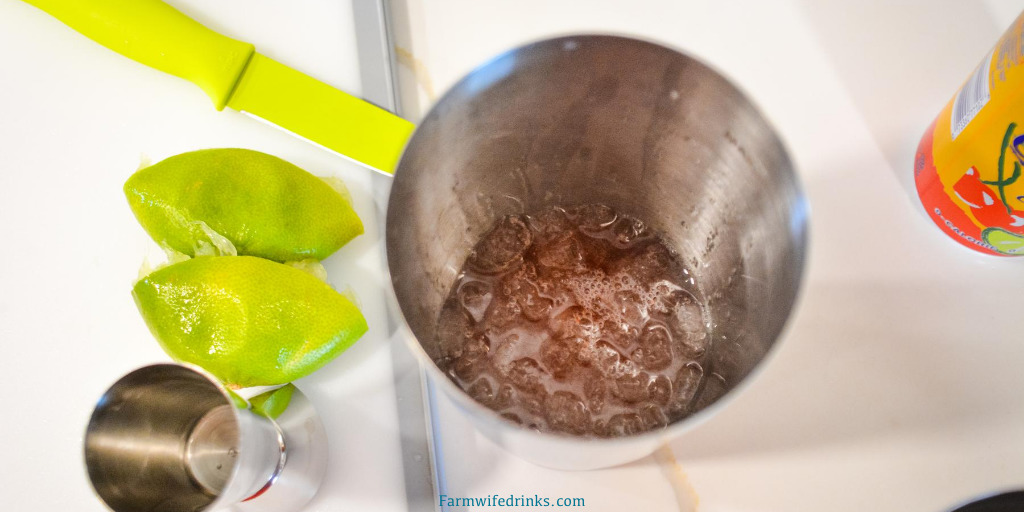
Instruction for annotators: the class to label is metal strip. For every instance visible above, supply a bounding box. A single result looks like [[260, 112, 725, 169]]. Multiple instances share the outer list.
[[352, 1, 440, 510]]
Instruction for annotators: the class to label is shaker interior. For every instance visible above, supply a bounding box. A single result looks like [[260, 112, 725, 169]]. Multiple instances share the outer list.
[[387, 35, 807, 425]]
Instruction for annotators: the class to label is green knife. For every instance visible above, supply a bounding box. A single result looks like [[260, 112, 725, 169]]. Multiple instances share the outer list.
[[23, 0, 415, 175]]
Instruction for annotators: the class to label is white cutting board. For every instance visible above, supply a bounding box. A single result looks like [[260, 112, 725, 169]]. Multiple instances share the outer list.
[[0, 1, 410, 511]]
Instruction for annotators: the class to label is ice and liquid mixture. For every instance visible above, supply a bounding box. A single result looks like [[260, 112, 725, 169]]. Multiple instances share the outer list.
[[435, 205, 713, 437]]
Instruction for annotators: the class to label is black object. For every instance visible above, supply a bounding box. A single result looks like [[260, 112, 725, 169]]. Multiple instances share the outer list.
[[951, 491, 1024, 512]]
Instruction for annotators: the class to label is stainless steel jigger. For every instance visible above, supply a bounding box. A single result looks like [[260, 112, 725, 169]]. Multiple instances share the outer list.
[[84, 364, 327, 512]]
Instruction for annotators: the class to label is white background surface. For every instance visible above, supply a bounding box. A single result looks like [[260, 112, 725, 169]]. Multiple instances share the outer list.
[[391, 1, 1024, 511], [3, 1, 1024, 512], [0, 1, 409, 511]]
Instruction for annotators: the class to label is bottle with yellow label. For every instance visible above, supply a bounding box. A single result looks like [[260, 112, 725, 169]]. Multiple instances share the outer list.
[[916, 11, 1024, 256]]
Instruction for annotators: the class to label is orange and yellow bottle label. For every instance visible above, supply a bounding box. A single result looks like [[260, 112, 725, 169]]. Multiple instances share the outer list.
[[916, 12, 1024, 256]]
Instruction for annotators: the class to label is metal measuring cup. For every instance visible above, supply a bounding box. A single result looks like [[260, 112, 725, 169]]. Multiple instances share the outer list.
[[84, 363, 326, 512]]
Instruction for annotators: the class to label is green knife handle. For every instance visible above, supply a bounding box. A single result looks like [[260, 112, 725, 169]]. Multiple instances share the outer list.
[[24, 0, 254, 110]]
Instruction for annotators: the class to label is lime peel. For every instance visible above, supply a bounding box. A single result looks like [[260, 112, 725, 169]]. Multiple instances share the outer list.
[[320, 175, 354, 206], [226, 388, 250, 409], [124, 148, 363, 262], [250, 384, 296, 419], [133, 255, 368, 388]]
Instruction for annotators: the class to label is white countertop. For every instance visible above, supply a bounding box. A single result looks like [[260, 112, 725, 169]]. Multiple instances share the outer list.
[[391, 1, 1024, 511], [3, 1, 1024, 511]]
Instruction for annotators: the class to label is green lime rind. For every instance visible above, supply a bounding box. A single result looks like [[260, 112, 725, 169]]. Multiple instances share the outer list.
[[124, 148, 363, 262], [132, 255, 368, 388], [982, 227, 1024, 255], [226, 388, 250, 410], [250, 384, 296, 419]]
